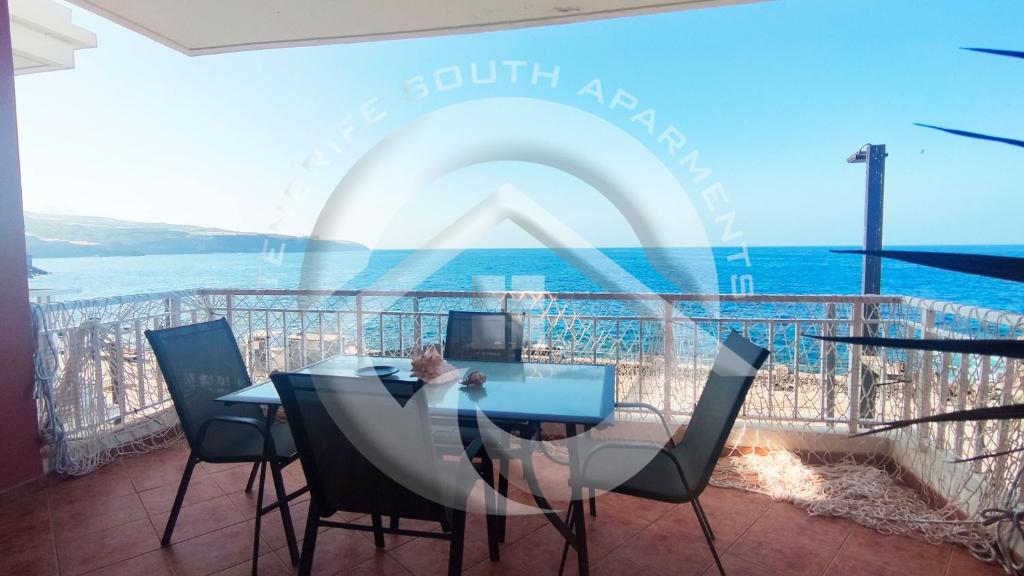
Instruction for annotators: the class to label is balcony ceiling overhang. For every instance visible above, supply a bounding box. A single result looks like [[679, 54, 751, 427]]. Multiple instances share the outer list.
[[64, 0, 759, 56], [11, 0, 97, 75]]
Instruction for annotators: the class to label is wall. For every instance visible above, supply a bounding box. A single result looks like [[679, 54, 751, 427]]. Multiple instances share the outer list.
[[0, 0, 43, 493]]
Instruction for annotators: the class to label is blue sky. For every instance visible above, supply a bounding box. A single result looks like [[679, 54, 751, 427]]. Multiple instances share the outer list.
[[14, 0, 1024, 248]]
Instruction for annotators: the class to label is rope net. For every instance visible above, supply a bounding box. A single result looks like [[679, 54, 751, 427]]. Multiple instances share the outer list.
[[31, 293, 195, 477], [710, 452, 993, 554]]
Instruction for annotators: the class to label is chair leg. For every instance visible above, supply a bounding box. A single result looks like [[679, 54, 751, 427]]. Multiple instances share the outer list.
[[370, 513, 386, 548], [691, 498, 726, 576], [298, 500, 320, 576], [162, 453, 199, 546], [447, 510, 467, 576], [694, 498, 715, 541], [558, 501, 576, 576], [244, 461, 260, 493], [268, 457, 300, 565], [389, 515, 400, 531], [252, 457, 269, 576]]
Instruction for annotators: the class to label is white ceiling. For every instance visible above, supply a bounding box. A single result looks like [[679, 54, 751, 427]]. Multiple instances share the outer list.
[[11, 0, 96, 75], [64, 0, 758, 56]]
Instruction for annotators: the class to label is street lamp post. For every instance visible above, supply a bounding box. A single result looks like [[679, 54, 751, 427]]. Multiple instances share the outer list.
[[847, 144, 887, 294], [848, 144, 887, 420]]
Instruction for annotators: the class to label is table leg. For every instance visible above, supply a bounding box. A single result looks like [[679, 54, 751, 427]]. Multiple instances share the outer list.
[[521, 448, 576, 543], [558, 502, 575, 576], [519, 424, 591, 576], [480, 452, 500, 561], [564, 423, 590, 576]]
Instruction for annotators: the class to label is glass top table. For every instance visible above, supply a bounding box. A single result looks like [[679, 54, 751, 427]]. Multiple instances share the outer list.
[[217, 355, 615, 575], [217, 355, 616, 427]]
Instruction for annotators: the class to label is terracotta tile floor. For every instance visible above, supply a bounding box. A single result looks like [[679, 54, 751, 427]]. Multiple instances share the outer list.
[[0, 443, 1005, 576]]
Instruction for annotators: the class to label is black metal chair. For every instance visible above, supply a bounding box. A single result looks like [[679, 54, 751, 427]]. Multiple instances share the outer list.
[[145, 319, 301, 568], [565, 331, 770, 576], [444, 310, 525, 363], [271, 372, 487, 576], [443, 311, 533, 545]]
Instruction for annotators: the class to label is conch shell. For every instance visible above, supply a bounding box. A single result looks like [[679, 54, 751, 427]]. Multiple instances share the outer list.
[[410, 348, 460, 384], [461, 370, 487, 388]]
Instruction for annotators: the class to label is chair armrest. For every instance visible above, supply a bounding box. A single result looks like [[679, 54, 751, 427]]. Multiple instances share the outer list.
[[614, 402, 677, 447], [196, 415, 276, 459], [580, 441, 696, 497]]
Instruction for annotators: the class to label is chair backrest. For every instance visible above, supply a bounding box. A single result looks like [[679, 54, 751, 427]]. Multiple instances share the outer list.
[[444, 311, 524, 363], [272, 372, 449, 519], [145, 318, 263, 450], [674, 331, 769, 494]]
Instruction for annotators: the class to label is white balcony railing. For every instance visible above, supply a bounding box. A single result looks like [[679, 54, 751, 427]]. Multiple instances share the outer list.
[[31, 289, 1024, 510]]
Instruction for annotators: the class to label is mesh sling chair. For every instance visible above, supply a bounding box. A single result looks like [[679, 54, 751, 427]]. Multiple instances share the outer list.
[[271, 372, 490, 576], [444, 310, 525, 363], [443, 311, 531, 545], [145, 319, 302, 567], [564, 331, 770, 576]]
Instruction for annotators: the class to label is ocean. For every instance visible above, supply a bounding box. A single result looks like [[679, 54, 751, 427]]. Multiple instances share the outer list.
[[28, 245, 1024, 313]]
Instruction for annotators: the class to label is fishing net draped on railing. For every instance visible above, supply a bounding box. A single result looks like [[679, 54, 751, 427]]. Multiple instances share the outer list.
[[713, 296, 1024, 565], [31, 291, 211, 477], [892, 298, 1024, 564], [31, 288, 1024, 565]]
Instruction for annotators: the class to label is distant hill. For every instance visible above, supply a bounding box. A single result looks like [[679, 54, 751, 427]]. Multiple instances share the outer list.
[[25, 212, 364, 258]]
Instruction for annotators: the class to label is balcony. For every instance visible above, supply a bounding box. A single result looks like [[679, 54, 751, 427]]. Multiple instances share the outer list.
[[5, 0, 1023, 573], [19, 288, 1023, 574]]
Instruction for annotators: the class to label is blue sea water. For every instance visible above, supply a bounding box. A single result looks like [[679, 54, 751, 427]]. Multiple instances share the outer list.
[[29, 245, 1024, 313]]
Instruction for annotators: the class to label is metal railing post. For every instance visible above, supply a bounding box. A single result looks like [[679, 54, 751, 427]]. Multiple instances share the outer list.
[[299, 310, 308, 367], [793, 320, 802, 420], [766, 321, 775, 418], [994, 359, 1016, 482], [113, 321, 126, 423], [918, 309, 936, 449], [413, 298, 422, 352], [937, 350, 951, 448], [282, 311, 291, 371], [225, 293, 234, 327], [134, 318, 146, 408], [168, 296, 181, 327], [662, 299, 675, 414], [859, 299, 879, 420], [954, 352, 969, 457], [91, 322, 107, 424], [849, 304, 863, 433], [823, 303, 837, 420], [974, 357, 992, 472], [356, 293, 365, 355]]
